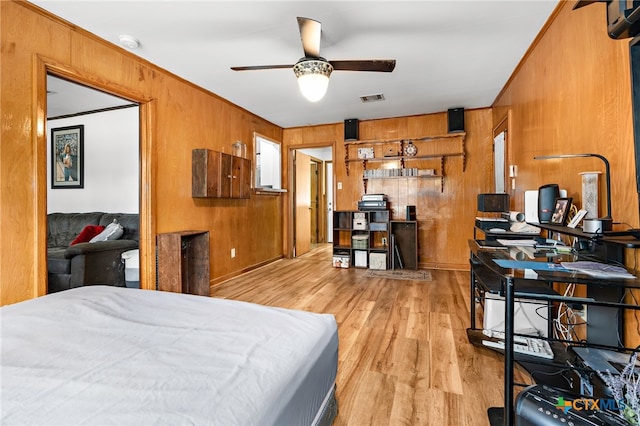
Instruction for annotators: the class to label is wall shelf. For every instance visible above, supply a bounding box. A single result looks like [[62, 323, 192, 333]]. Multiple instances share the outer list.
[[344, 133, 466, 193]]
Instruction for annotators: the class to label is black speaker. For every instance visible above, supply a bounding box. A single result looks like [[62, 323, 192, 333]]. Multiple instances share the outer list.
[[344, 118, 359, 141], [406, 206, 416, 221], [538, 184, 560, 224], [447, 108, 465, 133]]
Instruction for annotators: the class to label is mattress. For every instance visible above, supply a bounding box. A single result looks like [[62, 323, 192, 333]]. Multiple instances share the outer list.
[[1, 286, 338, 425]]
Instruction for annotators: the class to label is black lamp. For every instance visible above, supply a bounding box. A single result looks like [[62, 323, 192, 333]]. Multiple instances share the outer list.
[[533, 153, 612, 231]]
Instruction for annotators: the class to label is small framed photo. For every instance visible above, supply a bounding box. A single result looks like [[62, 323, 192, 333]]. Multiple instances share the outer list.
[[51, 125, 84, 189], [550, 197, 572, 225], [357, 147, 374, 159]]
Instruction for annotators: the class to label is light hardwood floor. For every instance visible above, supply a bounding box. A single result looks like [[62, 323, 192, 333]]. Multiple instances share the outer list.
[[212, 244, 530, 426]]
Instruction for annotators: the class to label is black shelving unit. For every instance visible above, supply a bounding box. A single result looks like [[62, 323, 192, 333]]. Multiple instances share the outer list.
[[332, 210, 390, 269]]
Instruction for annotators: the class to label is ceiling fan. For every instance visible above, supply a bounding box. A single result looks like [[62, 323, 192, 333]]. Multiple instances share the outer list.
[[231, 17, 396, 102]]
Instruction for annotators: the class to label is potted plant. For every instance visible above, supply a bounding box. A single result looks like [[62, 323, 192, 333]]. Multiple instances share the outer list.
[[598, 351, 640, 424]]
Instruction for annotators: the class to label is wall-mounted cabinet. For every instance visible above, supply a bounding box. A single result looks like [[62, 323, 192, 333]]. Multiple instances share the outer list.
[[192, 148, 251, 198], [344, 133, 466, 193]]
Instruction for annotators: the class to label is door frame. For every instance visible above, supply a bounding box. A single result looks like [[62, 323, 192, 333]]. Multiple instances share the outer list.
[[34, 56, 155, 295], [286, 142, 334, 258]]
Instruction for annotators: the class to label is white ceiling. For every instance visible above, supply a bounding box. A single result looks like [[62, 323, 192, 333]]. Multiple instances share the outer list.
[[34, 1, 559, 128]]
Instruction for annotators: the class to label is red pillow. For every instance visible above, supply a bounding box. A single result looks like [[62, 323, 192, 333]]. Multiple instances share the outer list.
[[70, 225, 105, 246]]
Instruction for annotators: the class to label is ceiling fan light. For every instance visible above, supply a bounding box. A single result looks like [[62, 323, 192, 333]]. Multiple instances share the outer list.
[[293, 59, 333, 102]]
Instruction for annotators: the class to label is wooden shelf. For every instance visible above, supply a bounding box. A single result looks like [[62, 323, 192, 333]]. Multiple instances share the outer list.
[[344, 133, 466, 193]]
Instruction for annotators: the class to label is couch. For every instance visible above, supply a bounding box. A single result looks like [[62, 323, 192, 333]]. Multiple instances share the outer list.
[[47, 212, 139, 293]]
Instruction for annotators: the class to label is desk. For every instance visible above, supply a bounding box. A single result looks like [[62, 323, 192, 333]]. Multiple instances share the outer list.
[[468, 239, 640, 425]]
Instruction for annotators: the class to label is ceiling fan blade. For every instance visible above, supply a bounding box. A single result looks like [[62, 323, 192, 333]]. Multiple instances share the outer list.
[[298, 17, 321, 58], [330, 60, 396, 72], [231, 64, 294, 71]]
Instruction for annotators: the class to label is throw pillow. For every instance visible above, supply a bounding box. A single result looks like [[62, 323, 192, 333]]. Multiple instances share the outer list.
[[90, 220, 124, 242], [70, 225, 105, 246]]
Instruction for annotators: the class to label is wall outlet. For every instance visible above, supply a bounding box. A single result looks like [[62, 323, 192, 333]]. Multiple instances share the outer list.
[[231, 248, 236, 258], [382, 237, 388, 246]]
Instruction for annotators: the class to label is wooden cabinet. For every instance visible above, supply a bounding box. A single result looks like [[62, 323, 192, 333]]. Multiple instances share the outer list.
[[192, 149, 251, 198], [332, 210, 390, 269], [157, 231, 210, 296], [390, 220, 418, 270]]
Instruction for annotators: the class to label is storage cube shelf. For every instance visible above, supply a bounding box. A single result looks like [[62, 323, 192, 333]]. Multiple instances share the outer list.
[[332, 210, 390, 269]]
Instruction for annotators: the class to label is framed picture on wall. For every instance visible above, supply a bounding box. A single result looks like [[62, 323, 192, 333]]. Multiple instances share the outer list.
[[51, 125, 84, 188], [550, 197, 572, 225]]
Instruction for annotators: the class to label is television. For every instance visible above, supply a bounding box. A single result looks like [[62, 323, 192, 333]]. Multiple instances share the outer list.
[[574, 1, 640, 39], [607, 0, 640, 39]]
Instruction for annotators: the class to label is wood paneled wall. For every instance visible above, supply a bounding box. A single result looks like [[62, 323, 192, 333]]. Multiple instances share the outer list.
[[283, 109, 495, 270], [493, 2, 640, 347], [0, 0, 283, 305], [494, 2, 638, 230]]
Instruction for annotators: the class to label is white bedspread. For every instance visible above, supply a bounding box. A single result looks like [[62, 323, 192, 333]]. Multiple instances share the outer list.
[[0, 286, 338, 425]]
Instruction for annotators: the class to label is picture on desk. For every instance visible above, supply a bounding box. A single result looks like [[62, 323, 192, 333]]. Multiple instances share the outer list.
[[550, 197, 572, 225]]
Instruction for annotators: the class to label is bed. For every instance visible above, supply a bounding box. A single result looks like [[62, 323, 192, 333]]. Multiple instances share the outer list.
[[1, 286, 338, 425]]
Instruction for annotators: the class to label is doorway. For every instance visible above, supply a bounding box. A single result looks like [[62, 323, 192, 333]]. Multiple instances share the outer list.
[[45, 73, 141, 292], [291, 146, 333, 257]]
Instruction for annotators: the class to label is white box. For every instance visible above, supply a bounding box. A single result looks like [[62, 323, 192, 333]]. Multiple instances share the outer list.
[[483, 293, 549, 337], [353, 219, 368, 230], [354, 250, 368, 267], [369, 253, 387, 270]]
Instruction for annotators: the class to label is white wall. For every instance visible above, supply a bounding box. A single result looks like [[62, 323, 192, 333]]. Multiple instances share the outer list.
[[47, 107, 139, 213]]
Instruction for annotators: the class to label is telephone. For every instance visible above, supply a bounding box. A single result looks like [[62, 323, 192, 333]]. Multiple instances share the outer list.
[[510, 222, 540, 233]]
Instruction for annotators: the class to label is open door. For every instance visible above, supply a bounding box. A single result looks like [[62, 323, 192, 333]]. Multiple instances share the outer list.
[[295, 151, 312, 256]]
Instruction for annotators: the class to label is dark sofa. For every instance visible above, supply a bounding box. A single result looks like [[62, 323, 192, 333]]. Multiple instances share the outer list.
[[47, 212, 139, 293]]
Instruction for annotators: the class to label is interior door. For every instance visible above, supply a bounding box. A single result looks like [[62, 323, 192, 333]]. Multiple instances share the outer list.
[[295, 151, 312, 256], [310, 161, 319, 244]]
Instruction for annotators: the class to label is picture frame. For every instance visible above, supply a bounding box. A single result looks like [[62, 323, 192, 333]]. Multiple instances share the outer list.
[[357, 147, 375, 159], [51, 125, 84, 189], [550, 197, 572, 225]]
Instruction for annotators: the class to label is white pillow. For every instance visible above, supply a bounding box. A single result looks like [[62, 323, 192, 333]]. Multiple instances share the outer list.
[[90, 220, 124, 242]]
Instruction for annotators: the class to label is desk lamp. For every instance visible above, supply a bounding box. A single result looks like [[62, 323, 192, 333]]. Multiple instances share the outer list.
[[533, 153, 612, 232]]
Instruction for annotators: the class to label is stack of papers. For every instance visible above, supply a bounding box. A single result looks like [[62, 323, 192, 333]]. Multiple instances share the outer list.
[[560, 261, 636, 279]]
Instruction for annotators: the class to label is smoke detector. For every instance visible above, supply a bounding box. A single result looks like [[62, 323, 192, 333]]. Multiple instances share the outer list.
[[119, 34, 140, 49]]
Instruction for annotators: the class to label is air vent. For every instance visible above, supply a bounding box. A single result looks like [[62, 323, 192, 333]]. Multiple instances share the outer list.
[[360, 93, 385, 103]]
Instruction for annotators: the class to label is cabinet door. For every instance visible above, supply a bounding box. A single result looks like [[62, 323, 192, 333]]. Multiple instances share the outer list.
[[238, 157, 252, 198], [192, 149, 223, 197], [219, 152, 233, 197]]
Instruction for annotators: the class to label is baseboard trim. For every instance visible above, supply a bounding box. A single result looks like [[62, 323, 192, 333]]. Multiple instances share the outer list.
[[209, 255, 284, 288], [418, 262, 469, 271]]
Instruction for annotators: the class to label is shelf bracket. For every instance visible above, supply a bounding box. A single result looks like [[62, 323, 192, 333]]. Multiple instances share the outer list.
[[440, 156, 445, 192]]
